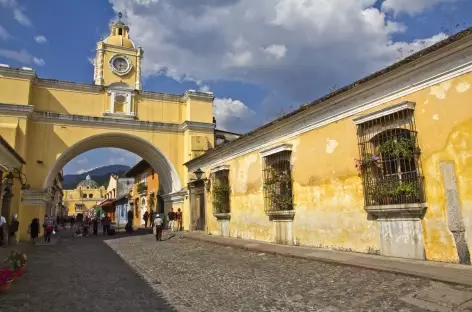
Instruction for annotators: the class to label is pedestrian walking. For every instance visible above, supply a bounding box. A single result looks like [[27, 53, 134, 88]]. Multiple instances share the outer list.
[[43, 215, 54, 243], [176, 208, 182, 231], [167, 208, 175, 232], [102, 214, 111, 235], [28, 218, 40, 244], [143, 211, 149, 228], [154, 214, 163, 241], [92, 217, 99, 236], [0, 214, 6, 246]]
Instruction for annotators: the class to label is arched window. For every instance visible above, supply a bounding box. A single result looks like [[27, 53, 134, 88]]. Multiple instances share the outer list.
[[89, 194, 93, 198], [82, 194, 87, 199]]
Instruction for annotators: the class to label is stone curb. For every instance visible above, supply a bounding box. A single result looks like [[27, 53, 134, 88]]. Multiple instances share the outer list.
[[181, 234, 472, 287]]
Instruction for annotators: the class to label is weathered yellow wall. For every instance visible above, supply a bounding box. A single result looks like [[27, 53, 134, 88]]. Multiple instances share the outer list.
[[202, 73, 472, 262], [0, 77, 31, 105]]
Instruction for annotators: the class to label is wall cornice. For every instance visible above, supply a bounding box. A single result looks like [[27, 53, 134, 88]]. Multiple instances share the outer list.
[[139, 90, 183, 102], [0, 66, 36, 80], [29, 110, 214, 133], [21, 189, 52, 206], [0, 103, 34, 118], [185, 37, 472, 171], [35, 78, 103, 93], [182, 90, 215, 102]]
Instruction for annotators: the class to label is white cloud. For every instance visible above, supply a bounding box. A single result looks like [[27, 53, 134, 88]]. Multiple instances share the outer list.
[[108, 0, 453, 132], [33, 57, 45, 66], [34, 35, 47, 43], [108, 156, 126, 165], [263, 44, 287, 60], [382, 0, 457, 16], [0, 25, 11, 40], [76, 158, 88, 165], [76, 169, 87, 174], [13, 8, 32, 27], [0, 1, 32, 27], [213, 97, 257, 132], [0, 48, 45, 67]]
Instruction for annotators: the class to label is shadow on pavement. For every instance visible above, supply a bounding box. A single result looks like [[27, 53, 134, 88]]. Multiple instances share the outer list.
[[0, 228, 178, 312]]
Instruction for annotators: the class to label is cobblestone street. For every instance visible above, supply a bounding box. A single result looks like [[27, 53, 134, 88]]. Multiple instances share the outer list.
[[1, 230, 472, 312]]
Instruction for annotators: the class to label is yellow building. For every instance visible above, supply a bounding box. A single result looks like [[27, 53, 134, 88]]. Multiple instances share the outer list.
[[0, 14, 216, 241], [125, 159, 163, 227], [63, 175, 106, 216], [185, 28, 472, 264]]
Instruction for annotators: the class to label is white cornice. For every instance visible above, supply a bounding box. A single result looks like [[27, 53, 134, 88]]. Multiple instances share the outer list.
[[21, 189, 52, 206], [161, 190, 186, 203], [210, 165, 230, 173], [0, 103, 34, 117], [35, 79, 103, 93], [0, 67, 36, 80], [182, 90, 215, 102], [185, 38, 472, 171], [353, 101, 415, 125], [260, 144, 293, 158], [139, 91, 183, 102], [28, 111, 214, 133]]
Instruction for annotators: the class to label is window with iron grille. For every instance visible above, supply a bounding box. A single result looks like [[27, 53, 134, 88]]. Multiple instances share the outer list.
[[355, 104, 425, 206], [212, 169, 230, 214], [262, 150, 293, 212]]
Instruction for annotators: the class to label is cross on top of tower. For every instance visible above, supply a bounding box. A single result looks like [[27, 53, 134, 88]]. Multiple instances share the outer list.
[[118, 12, 123, 21]]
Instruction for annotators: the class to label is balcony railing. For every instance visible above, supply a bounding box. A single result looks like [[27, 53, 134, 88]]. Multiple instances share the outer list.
[[137, 182, 148, 194]]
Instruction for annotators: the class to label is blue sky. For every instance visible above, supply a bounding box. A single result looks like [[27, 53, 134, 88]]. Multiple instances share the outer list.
[[1, 0, 471, 175]]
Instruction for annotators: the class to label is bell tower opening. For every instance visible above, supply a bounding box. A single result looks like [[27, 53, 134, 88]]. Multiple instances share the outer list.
[[93, 12, 144, 91]]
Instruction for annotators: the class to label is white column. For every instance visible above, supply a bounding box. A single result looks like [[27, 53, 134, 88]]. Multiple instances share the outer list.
[[110, 92, 115, 113]]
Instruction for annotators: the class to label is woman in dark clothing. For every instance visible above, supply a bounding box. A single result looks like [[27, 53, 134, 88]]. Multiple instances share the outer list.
[[29, 218, 40, 244]]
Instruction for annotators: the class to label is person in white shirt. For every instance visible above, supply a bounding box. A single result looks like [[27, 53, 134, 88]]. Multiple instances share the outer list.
[[153, 214, 163, 241]]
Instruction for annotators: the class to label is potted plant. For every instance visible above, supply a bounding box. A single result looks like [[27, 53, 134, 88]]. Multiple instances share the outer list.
[[5, 251, 27, 277], [0, 268, 13, 293]]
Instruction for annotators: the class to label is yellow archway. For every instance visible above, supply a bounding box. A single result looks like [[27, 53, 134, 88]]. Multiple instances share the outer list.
[[43, 133, 182, 195]]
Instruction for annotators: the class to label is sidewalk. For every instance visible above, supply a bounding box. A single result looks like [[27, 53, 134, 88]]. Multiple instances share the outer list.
[[182, 232, 472, 286]]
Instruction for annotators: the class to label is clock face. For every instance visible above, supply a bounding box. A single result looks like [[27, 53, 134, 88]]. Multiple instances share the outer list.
[[112, 57, 129, 73]]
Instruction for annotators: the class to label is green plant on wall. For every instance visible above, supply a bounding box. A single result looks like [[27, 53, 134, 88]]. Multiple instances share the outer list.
[[377, 136, 421, 159], [263, 167, 293, 211], [137, 182, 147, 194], [212, 180, 230, 213], [369, 180, 420, 204]]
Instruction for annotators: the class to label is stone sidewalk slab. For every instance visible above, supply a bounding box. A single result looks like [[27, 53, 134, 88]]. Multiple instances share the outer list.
[[181, 232, 472, 286]]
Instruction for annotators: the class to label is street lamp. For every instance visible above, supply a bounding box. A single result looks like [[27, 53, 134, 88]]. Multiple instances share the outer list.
[[193, 168, 204, 181], [2, 167, 28, 190]]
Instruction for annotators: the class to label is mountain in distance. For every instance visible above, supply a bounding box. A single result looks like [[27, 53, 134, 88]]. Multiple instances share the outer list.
[[63, 164, 131, 189]]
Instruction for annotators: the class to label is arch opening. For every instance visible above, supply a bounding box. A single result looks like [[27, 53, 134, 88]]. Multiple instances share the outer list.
[[43, 133, 182, 196]]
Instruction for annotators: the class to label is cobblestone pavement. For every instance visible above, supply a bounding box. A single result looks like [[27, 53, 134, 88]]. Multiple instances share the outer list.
[[1, 230, 472, 312]]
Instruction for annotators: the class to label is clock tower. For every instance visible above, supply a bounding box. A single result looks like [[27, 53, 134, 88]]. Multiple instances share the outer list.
[[93, 13, 143, 90]]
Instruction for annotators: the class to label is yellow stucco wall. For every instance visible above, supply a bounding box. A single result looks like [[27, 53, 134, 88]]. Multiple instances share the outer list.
[[202, 73, 472, 262], [0, 76, 31, 105]]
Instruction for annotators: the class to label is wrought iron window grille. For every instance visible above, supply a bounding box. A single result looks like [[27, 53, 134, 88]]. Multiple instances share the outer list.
[[212, 169, 230, 214], [356, 108, 425, 206], [262, 151, 293, 212]]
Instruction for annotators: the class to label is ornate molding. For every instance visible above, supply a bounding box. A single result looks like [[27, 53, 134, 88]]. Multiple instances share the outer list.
[[353, 101, 415, 125], [21, 189, 52, 206], [139, 91, 183, 102], [182, 90, 214, 102], [260, 144, 293, 158], [0, 66, 36, 79], [161, 190, 187, 203], [365, 203, 427, 220], [210, 165, 229, 174]]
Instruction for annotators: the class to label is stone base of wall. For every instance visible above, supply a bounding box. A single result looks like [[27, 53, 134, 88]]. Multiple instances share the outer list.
[[378, 218, 425, 260]]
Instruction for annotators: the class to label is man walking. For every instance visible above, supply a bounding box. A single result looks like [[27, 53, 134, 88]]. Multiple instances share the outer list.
[[154, 214, 163, 241], [167, 208, 175, 232]]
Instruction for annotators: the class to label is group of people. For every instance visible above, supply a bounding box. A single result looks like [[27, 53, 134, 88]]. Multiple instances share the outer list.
[[0, 213, 19, 246], [74, 214, 113, 237], [153, 208, 183, 241]]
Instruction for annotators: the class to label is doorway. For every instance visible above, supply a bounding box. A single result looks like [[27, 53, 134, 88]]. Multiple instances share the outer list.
[[190, 181, 206, 231]]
